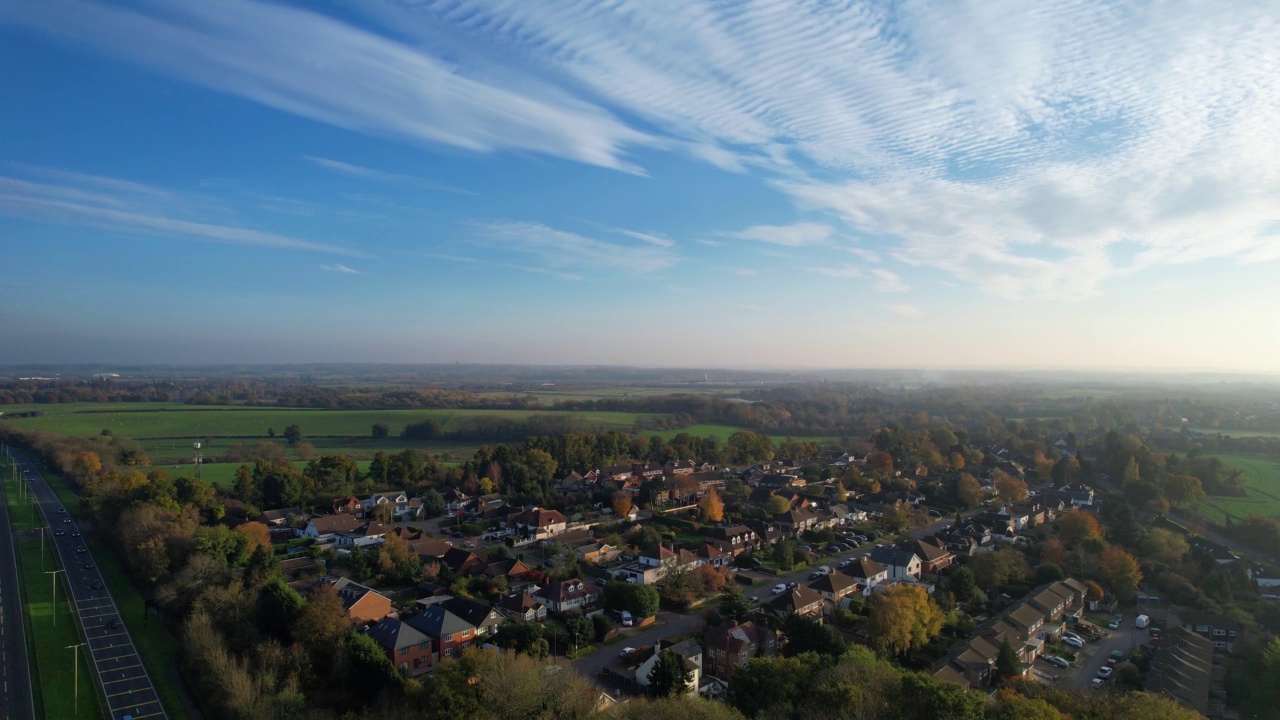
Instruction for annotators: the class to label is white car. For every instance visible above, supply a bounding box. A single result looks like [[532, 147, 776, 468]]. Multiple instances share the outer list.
[[1046, 656, 1070, 668], [816, 565, 831, 575], [773, 583, 787, 595], [1107, 619, 1121, 630], [1063, 636, 1084, 649], [1091, 678, 1104, 688], [620, 647, 636, 657], [1096, 666, 1114, 679], [1063, 632, 1084, 644]]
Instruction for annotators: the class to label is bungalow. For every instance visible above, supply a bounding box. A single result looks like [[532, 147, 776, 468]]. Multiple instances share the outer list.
[[498, 591, 548, 623], [505, 507, 568, 540], [869, 545, 922, 580], [258, 506, 303, 526], [576, 542, 621, 564], [441, 547, 486, 576], [301, 514, 364, 542], [696, 543, 730, 568], [473, 557, 536, 587], [534, 578, 601, 613], [407, 537, 454, 563], [366, 617, 433, 675], [809, 570, 861, 604], [703, 621, 776, 680]]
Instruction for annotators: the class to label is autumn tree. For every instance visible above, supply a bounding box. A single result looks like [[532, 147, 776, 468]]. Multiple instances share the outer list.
[[968, 548, 1028, 588], [1085, 579, 1105, 602], [765, 495, 792, 516], [1041, 538, 1069, 568], [1161, 474, 1204, 507], [868, 584, 944, 656], [1056, 509, 1103, 547], [993, 470, 1029, 505], [1143, 528, 1190, 565], [866, 451, 894, 474], [1100, 546, 1143, 602], [234, 521, 272, 558], [70, 450, 103, 478], [956, 474, 983, 508], [950, 452, 967, 470], [294, 584, 349, 659], [699, 488, 724, 522], [612, 491, 633, 518]]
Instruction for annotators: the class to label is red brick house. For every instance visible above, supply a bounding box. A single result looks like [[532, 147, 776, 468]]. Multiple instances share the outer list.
[[366, 617, 433, 675], [704, 621, 776, 679]]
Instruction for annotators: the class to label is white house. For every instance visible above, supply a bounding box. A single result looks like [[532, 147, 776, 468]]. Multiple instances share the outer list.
[[868, 546, 922, 580], [635, 638, 702, 695], [365, 491, 411, 519]]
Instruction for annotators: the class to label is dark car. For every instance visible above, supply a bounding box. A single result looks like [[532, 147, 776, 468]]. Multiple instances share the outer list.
[[84, 562, 95, 569], [91, 581, 103, 589], [72, 531, 81, 537], [107, 618, 119, 629], [58, 508, 66, 514], [76, 547, 86, 554], [55, 530, 65, 537]]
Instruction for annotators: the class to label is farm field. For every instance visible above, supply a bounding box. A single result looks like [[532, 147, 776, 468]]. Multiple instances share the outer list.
[[1197, 453, 1280, 522], [0, 403, 652, 438], [1186, 426, 1280, 439], [650, 423, 847, 447]]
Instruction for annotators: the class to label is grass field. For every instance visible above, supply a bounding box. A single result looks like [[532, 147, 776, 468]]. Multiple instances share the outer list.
[[0, 403, 651, 438], [1187, 426, 1280, 439], [1197, 453, 1280, 522], [650, 423, 847, 447]]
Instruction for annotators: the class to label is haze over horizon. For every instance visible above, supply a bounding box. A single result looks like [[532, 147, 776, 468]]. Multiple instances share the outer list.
[[3, 1, 1279, 372]]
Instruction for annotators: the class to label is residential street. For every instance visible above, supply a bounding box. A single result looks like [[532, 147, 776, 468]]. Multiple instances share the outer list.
[[570, 610, 703, 680]]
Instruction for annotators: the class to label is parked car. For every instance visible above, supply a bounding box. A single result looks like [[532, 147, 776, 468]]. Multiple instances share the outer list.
[[786, 582, 797, 591], [1107, 619, 1121, 629], [838, 559, 851, 569], [1063, 632, 1084, 644], [1063, 636, 1084, 649], [1046, 656, 1070, 668], [593, 577, 607, 587], [747, 595, 759, 604], [621, 610, 634, 627], [773, 583, 787, 595], [620, 647, 636, 657], [1096, 666, 1114, 679], [1090, 678, 1104, 688]]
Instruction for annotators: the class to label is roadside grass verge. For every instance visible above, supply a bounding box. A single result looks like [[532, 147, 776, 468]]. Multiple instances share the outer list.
[[29, 457, 191, 720], [16, 537, 101, 719]]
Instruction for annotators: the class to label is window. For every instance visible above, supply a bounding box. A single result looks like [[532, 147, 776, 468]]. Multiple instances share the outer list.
[[463, 628, 472, 637], [399, 647, 410, 656]]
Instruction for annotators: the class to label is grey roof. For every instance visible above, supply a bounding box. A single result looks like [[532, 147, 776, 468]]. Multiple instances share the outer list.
[[406, 604, 475, 639], [366, 617, 430, 652], [442, 596, 502, 631], [869, 545, 917, 568], [845, 558, 888, 580]]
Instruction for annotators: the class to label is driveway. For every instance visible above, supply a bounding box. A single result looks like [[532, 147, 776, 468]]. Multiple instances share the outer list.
[[570, 610, 703, 680]]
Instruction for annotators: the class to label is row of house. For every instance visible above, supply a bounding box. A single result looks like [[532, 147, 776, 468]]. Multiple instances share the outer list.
[[932, 578, 1088, 688]]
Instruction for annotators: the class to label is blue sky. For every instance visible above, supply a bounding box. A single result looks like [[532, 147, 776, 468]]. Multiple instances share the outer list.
[[2, 0, 1279, 371]]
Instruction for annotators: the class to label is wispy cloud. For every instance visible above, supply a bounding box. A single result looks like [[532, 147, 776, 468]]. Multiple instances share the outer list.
[[321, 263, 361, 274], [466, 221, 676, 275], [2, 0, 652, 173], [728, 267, 758, 277], [615, 229, 676, 248], [416, 251, 584, 281], [723, 222, 833, 247], [303, 156, 476, 196], [871, 268, 910, 293], [0, 170, 365, 256], [889, 304, 924, 318], [805, 264, 863, 279], [849, 247, 881, 264]]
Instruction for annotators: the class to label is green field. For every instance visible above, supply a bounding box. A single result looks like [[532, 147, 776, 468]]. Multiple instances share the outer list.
[[1197, 453, 1280, 522], [1187, 426, 1280, 439], [651, 423, 846, 447]]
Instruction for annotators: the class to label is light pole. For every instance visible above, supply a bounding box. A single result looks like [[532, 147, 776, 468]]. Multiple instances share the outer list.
[[45, 569, 65, 626], [39, 526, 46, 571], [66, 642, 87, 716]]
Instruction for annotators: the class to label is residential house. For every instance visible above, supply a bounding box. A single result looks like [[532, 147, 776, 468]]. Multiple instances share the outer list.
[[766, 585, 824, 620], [809, 570, 861, 605], [365, 491, 411, 519], [756, 473, 805, 489], [696, 543, 730, 568], [438, 596, 504, 638], [441, 488, 470, 514], [707, 525, 762, 556], [336, 521, 390, 548], [1179, 611, 1239, 653], [1147, 626, 1213, 716], [575, 542, 620, 564], [258, 507, 303, 526], [332, 496, 363, 516], [506, 507, 568, 540], [635, 638, 702, 695], [703, 621, 776, 680], [407, 537, 454, 563], [312, 577, 392, 626], [773, 508, 819, 538], [844, 558, 889, 594], [498, 591, 548, 623], [280, 556, 324, 581], [534, 578, 601, 613], [909, 537, 954, 575], [301, 514, 364, 542], [1027, 586, 1068, 623], [441, 547, 486, 576], [406, 603, 482, 660], [472, 557, 536, 588], [868, 545, 922, 580], [366, 617, 433, 675]]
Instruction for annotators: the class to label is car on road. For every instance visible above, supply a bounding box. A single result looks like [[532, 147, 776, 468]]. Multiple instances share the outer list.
[[620, 647, 636, 657], [76, 547, 87, 554], [55, 530, 65, 536], [816, 565, 831, 575], [91, 581, 102, 589], [58, 508, 66, 514], [83, 562, 95, 569], [1046, 656, 1070, 668], [747, 595, 759, 604], [72, 531, 80, 537], [63, 518, 72, 524], [1090, 677, 1104, 688], [838, 559, 851, 569], [786, 582, 797, 591], [1096, 666, 1114, 679], [773, 583, 787, 595], [1063, 636, 1084, 649], [1107, 619, 1121, 629], [808, 571, 821, 580]]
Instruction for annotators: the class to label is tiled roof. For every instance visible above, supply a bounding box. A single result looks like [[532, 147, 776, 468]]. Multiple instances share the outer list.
[[366, 617, 429, 653]]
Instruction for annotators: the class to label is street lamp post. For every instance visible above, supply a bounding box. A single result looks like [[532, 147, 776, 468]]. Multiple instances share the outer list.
[[66, 642, 88, 716], [45, 569, 65, 626]]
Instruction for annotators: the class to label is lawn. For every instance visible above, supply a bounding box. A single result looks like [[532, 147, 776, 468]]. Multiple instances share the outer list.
[[26, 455, 191, 719], [0, 403, 651, 440], [1197, 454, 1280, 522], [7, 491, 103, 720]]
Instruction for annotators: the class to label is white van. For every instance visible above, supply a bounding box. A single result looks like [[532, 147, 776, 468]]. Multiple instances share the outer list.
[[1134, 614, 1150, 629], [621, 610, 634, 627]]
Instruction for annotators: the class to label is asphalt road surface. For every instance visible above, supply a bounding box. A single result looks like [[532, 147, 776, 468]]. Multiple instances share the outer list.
[[0, 461, 35, 720], [571, 610, 704, 680], [12, 450, 168, 720]]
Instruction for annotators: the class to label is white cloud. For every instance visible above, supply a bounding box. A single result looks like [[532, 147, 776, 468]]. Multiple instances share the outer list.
[[615, 229, 676, 248], [303, 156, 476, 196], [871, 268, 910, 293], [466, 221, 676, 275], [2, 0, 653, 173], [724, 222, 834, 247], [889, 304, 924, 318], [806, 265, 862, 279], [729, 267, 758, 277], [849, 247, 881, 263], [321, 263, 360, 274], [0, 171, 365, 256]]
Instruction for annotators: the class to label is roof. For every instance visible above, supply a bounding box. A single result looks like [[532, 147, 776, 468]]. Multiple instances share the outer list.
[[1007, 604, 1045, 632], [407, 604, 474, 639], [308, 514, 364, 535], [366, 617, 430, 652], [809, 570, 859, 596], [869, 545, 918, 568], [371, 491, 408, 501], [408, 538, 453, 559], [440, 596, 502, 630], [537, 578, 599, 604], [768, 585, 823, 614], [642, 544, 677, 562], [911, 539, 952, 563], [259, 507, 302, 522], [510, 507, 568, 527], [705, 621, 768, 655], [322, 577, 387, 611], [663, 637, 703, 660], [498, 592, 544, 614], [844, 558, 888, 580]]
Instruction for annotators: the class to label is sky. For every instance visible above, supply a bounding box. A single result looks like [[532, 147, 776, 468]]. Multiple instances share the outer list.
[[2, 0, 1279, 372]]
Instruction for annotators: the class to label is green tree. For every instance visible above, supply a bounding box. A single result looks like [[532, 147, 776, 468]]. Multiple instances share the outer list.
[[718, 585, 753, 624], [1100, 546, 1143, 602], [727, 431, 775, 465], [232, 463, 259, 506], [765, 495, 792, 516], [494, 617, 550, 658], [949, 566, 977, 602], [898, 673, 986, 720], [561, 611, 595, 650], [371, 422, 390, 439], [774, 539, 797, 571], [779, 612, 846, 657], [993, 638, 1021, 686], [647, 650, 693, 698], [283, 424, 302, 446], [1034, 562, 1065, 585], [256, 577, 305, 640], [346, 631, 402, 702]]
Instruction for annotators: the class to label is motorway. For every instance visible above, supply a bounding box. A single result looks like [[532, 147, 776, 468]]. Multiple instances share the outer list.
[[10, 450, 168, 720], [0, 460, 35, 720]]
